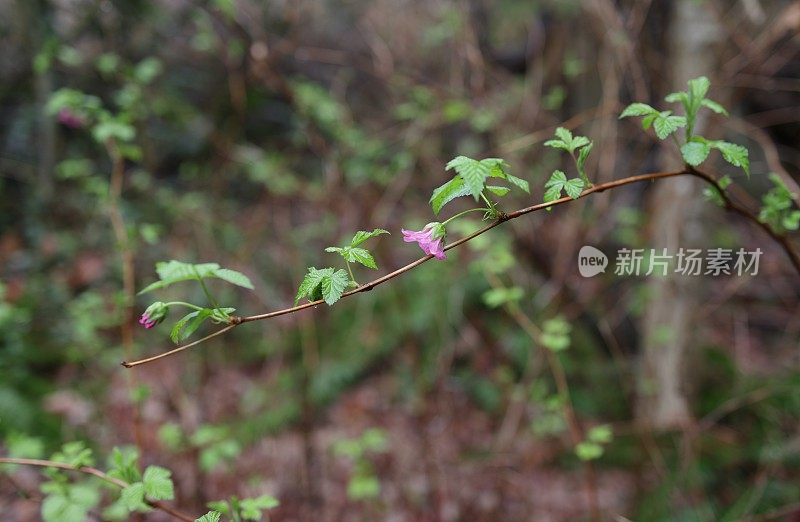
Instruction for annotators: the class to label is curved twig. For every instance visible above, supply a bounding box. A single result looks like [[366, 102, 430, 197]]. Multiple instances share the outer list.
[[121, 167, 799, 368], [0, 457, 195, 522]]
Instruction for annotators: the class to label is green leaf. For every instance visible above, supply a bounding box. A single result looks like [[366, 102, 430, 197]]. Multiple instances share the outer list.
[[700, 98, 728, 116], [350, 228, 389, 247], [563, 178, 585, 199], [575, 441, 604, 461], [664, 92, 687, 105], [346, 248, 377, 269], [295, 267, 331, 304], [139, 261, 253, 294], [120, 482, 148, 511], [240, 495, 280, 520], [170, 310, 213, 344], [212, 268, 254, 289], [320, 269, 350, 305], [504, 173, 530, 193], [107, 447, 141, 484], [430, 175, 472, 215], [486, 185, 510, 197], [324, 247, 343, 253], [619, 103, 657, 118], [482, 287, 524, 308], [142, 465, 175, 501], [544, 138, 570, 152], [51, 441, 94, 468], [196, 512, 222, 522], [681, 141, 711, 166], [571, 136, 590, 151], [544, 170, 584, 202], [641, 113, 657, 130], [446, 156, 490, 200], [688, 76, 710, 103], [712, 141, 750, 176], [540, 316, 571, 351], [588, 424, 613, 444], [577, 141, 593, 178], [554, 127, 573, 144], [42, 485, 101, 522], [653, 112, 686, 139]]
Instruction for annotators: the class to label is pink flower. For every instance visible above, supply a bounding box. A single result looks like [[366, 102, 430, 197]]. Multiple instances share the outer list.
[[57, 108, 85, 129], [139, 302, 168, 329], [402, 222, 447, 260]]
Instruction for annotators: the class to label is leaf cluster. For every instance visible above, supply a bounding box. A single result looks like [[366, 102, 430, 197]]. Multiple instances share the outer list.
[[542, 127, 594, 206], [619, 76, 749, 175], [431, 156, 529, 215], [139, 260, 254, 294], [325, 228, 390, 270], [759, 173, 800, 234]]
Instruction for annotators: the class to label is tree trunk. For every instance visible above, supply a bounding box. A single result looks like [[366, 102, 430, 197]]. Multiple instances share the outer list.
[[636, 0, 720, 429]]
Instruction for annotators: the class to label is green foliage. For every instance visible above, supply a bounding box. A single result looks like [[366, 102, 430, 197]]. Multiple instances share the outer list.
[[207, 494, 279, 521], [540, 317, 572, 352], [544, 127, 590, 155], [51, 441, 94, 468], [120, 465, 175, 512], [139, 260, 254, 294], [544, 127, 594, 187], [621, 77, 750, 176], [295, 267, 351, 305], [196, 512, 221, 522], [333, 429, 389, 502], [107, 446, 141, 484], [482, 286, 524, 308], [544, 170, 584, 205], [575, 424, 613, 461], [702, 175, 732, 207], [759, 173, 800, 234], [190, 424, 242, 472], [41, 482, 101, 522], [431, 156, 528, 215], [326, 229, 390, 270]]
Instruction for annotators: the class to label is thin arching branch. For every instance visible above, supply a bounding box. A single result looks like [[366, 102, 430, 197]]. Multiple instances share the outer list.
[[0, 457, 196, 522], [121, 167, 800, 368]]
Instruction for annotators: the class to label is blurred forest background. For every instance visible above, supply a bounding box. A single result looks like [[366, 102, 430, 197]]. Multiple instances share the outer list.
[[2, 0, 800, 520]]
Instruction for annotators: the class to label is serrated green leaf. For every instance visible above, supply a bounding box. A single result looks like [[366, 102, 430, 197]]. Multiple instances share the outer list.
[[619, 103, 657, 118], [505, 173, 529, 193], [544, 138, 570, 151], [563, 178, 585, 199], [577, 141, 593, 178], [170, 310, 200, 343], [571, 136, 590, 150], [641, 113, 657, 130], [350, 228, 389, 247], [294, 267, 334, 304], [653, 112, 686, 139], [430, 175, 471, 214], [554, 127, 573, 144], [320, 269, 350, 305], [140, 261, 253, 294], [681, 141, 711, 166], [664, 92, 687, 104], [240, 495, 280, 519], [712, 141, 750, 176], [347, 248, 378, 269], [120, 482, 147, 511], [688, 76, 710, 102], [196, 512, 222, 522], [107, 447, 141, 484], [142, 466, 174, 501], [452, 157, 490, 199], [544, 170, 568, 188], [700, 98, 728, 116], [486, 185, 510, 196], [212, 268, 254, 289]]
